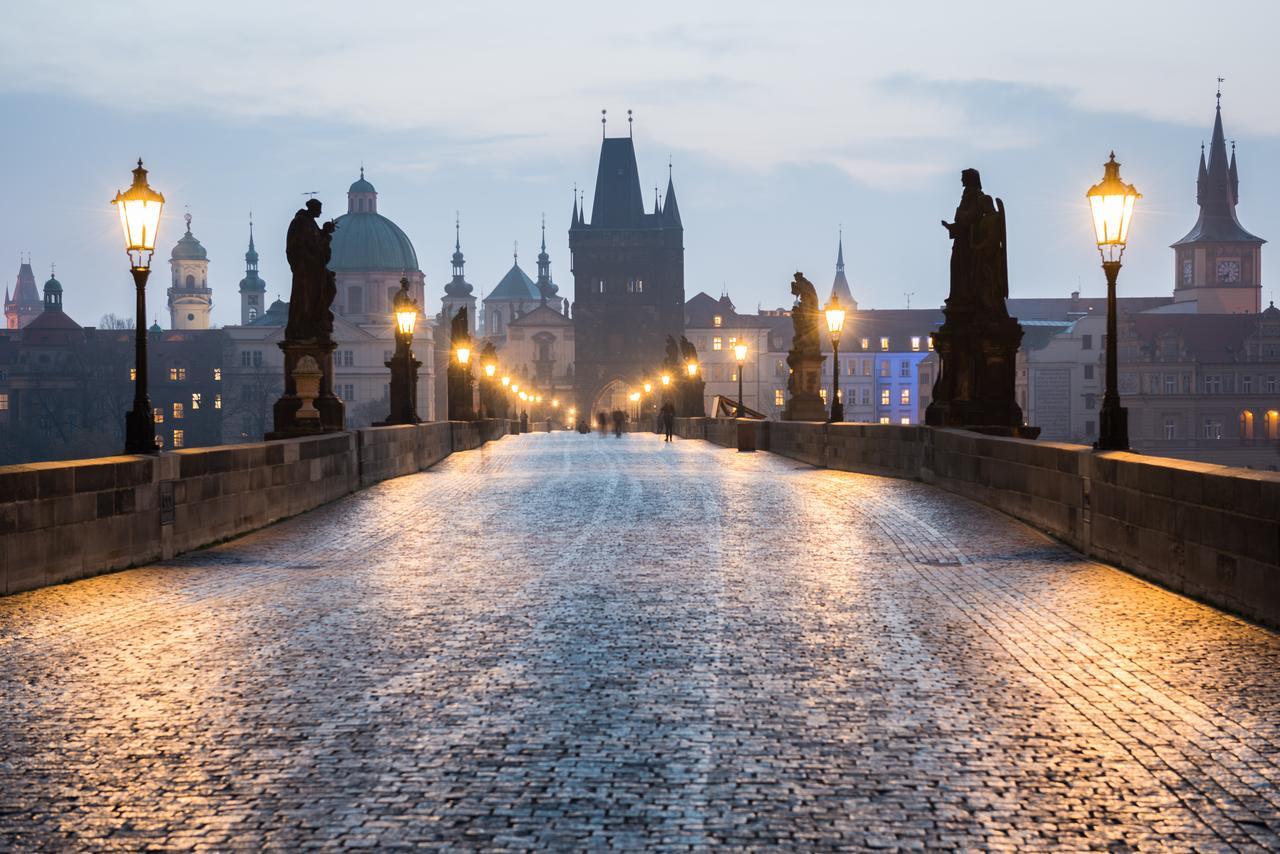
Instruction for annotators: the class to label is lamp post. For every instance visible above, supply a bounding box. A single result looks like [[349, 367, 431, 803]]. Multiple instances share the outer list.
[[1086, 152, 1140, 451], [112, 159, 165, 454], [732, 342, 749, 416], [825, 294, 846, 422], [380, 279, 421, 424]]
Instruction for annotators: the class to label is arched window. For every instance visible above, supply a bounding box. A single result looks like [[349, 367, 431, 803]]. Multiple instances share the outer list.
[[185, 274, 195, 288], [1240, 410, 1255, 440], [1266, 410, 1280, 441], [248, 308, 258, 320]]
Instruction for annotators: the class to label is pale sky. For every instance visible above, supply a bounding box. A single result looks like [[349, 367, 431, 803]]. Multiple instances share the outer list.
[[3, 0, 1279, 327]]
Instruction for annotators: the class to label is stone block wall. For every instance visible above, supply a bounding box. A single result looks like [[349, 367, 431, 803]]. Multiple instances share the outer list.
[[673, 417, 1280, 628], [0, 420, 513, 596]]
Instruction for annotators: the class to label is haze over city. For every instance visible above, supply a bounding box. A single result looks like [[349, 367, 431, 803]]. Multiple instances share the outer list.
[[4, 0, 1279, 326]]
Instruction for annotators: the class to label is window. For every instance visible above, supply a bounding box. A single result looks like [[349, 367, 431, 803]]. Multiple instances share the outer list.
[[597, 280, 605, 294], [241, 351, 252, 367], [730, 370, 738, 382], [154, 407, 163, 424], [214, 394, 222, 410], [169, 367, 186, 381], [775, 360, 786, 377], [911, 336, 921, 352], [1204, 375, 1223, 394], [1082, 334, 1093, 350], [1240, 410, 1255, 440], [879, 361, 890, 378], [1084, 394, 1096, 410], [1164, 418, 1177, 440], [339, 384, 355, 401], [861, 388, 870, 405], [880, 337, 890, 351], [1083, 365, 1094, 380], [130, 368, 136, 381], [339, 350, 355, 367], [860, 337, 869, 350], [900, 361, 910, 378], [881, 388, 891, 406], [712, 337, 723, 351], [728, 336, 737, 346], [927, 336, 934, 351], [173, 403, 184, 420], [172, 429, 184, 449], [191, 393, 201, 410], [819, 388, 827, 403], [713, 315, 722, 328], [900, 388, 911, 405], [774, 389, 785, 406], [253, 351, 262, 367], [248, 309, 258, 320], [635, 280, 644, 293], [1164, 375, 1176, 395], [862, 360, 871, 376], [1242, 375, 1253, 393], [1201, 418, 1222, 440], [1268, 376, 1278, 394], [0, 393, 7, 411], [213, 368, 222, 381], [901, 416, 910, 425], [879, 416, 890, 424]]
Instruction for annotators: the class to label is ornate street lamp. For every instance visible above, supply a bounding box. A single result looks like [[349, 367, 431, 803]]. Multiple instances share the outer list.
[[455, 345, 471, 365], [732, 342, 749, 416], [686, 360, 698, 378], [1087, 152, 1140, 451], [378, 279, 421, 425], [825, 294, 847, 422], [112, 159, 165, 454]]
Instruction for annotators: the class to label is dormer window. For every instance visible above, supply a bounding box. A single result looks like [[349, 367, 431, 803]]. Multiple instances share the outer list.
[[713, 315, 722, 327]]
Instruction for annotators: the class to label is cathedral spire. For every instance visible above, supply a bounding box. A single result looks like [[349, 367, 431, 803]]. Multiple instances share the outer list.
[[829, 228, 857, 310], [536, 213, 555, 305], [445, 213, 472, 297], [1229, 140, 1239, 205], [661, 161, 681, 227]]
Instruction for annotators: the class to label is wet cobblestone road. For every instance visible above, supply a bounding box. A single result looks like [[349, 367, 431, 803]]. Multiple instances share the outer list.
[[3, 432, 1280, 851]]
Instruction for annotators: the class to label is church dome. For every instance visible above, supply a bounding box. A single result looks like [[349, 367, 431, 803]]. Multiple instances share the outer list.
[[170, 215, 208, 261], [349, 175, 377, 194], [44, 275, 62, 296], [329, 213, 419, 272]]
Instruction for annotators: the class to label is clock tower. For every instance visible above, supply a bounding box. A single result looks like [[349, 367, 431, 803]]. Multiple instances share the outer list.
[[1171, 92, 1265, 314]]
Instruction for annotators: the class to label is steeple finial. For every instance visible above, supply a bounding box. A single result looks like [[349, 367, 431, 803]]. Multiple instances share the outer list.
[[540, 213, 546, 250], [455, 210, 461, 251], [1217, 76, 1225, 107], [601, 108, 607, 138], [627, 109, 633, 138], [184, 207, 192, 233], [513, 240, 518, 263], [360, 162, 364, 179]]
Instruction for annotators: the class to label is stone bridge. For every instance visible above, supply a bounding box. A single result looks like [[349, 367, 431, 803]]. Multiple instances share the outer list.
[[1, 423, 1278, 848]]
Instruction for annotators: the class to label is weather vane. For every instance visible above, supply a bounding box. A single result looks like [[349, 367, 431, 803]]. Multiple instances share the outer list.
[[303, 191, 319, 199]]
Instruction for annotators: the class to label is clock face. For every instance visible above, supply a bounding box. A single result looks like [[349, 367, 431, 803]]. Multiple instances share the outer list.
[[1182, 259, 1193, 285], [1217, 260, 1241, 283]]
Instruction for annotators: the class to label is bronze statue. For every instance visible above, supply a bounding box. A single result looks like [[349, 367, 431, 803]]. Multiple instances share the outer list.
[[940, 169, 1008, 316], [679, 335, 698, 365], [664, 335, 681, 371], [285, 199, 337, 342], [450, 306, 470, 347]]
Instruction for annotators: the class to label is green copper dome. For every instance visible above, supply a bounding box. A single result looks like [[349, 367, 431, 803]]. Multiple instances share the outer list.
[[329, 212, 419, 272], [170, 214, 208, 261]]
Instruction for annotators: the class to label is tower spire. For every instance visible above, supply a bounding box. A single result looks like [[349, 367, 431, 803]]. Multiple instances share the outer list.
[[601, 108, 607, 138]]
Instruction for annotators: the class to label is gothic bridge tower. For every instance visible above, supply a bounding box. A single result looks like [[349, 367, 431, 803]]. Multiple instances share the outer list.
[[1171, 90, 1265, 313], [570, 114, 684, 411]]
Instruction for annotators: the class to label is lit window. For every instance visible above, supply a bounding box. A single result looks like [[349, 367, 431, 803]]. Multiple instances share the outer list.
[[880, 337, 889, 351], [860, 337, 869, 350], [819, 388, 827, 403], [214, 394, 222, 409], [192, 393, 201, 410], [712, 337, 723, 351], [213, 368, 222, 381], [130, 367, 137, 381], [728, 336, 737, 346], [169, 367, 186, 381], [879, 361, 890, 378], [862, 360, 871, 376], [911, 336, 921, 351], [173, 403, 184, 420], [901, 388, 911, 405], [172, 429, 185, 448], [730, 371, 738, 382], [713, 315, 722, 327], [774, 389, 785, 406], [927, 336, 934, 351], [901, 416, 910, 425], [879, 416, 890, 424], [0, 393, 7, 411], [154, 408, 163, 424], [881, 388, 890, 406]]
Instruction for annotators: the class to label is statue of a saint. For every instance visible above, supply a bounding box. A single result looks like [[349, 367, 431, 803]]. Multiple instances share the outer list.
[[450, 306, 470, 347], [789, 273, 821, 357], [285, 199, 337, 342], [679, 335, 698, 365], [940, 169, 1008, 315]]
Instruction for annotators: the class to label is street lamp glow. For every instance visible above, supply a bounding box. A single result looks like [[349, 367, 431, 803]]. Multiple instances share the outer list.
[[112, 159, 165, 266], [501, 375, 510, 387], [393, 289, 418, 337], [661, 373, 671, 386], [643, 381, 652, 394], [551, 399, 559, 408], [484, 362, 496, 378], [686, 361, 698, 377], [519, 391, 528, 401], [1087, 152, 1141, 263], [733, 342, 749, 364], [629, 392, 641, 402], [455, 346, 471, 365], [824, 295, 846, 341], [824, 294, 846, 422]]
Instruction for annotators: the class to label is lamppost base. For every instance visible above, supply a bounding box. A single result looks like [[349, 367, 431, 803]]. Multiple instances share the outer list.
[[1095, 403, 1129, 452], [829, 402, 845, 423], [124, 407, 157, 455]]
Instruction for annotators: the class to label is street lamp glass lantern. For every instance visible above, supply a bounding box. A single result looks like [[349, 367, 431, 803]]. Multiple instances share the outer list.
[[392, 287, 418, 337], [733, 342, 748, 364], [643, 382, 652, 394], [661, 373, 671, 386], [686, 360, 698, 377], [501, 375, 510, 387], [112, 159, 165, 265], [455, 345, 471, 365], [484, 362, 496, 378], [824, 295, 846, 341], [1087, 152, 1140, 261]]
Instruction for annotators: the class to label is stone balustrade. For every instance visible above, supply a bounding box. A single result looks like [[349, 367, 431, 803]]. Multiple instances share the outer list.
[[0, 420, 516, 596], [677, 417, 1280, 629]]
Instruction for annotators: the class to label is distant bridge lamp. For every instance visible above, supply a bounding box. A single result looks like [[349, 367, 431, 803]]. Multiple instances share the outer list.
[[112, 159, 165, 454], [377, 280, 422, 425], [1086, 152, 1140, 452], [732, 342, 749, 416], [825, 294, 847, 422]]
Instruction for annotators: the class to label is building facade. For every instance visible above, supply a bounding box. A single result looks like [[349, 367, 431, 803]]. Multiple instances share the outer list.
[[570, 129, 684, 413]]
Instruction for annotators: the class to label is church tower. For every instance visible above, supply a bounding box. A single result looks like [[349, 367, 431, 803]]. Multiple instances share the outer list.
[[441, 214, 476, 336], [5, 259, 42, 329], [168, 212, 213, 329], [1171, 90, 1265, 313], [829, 230, 858, 309], [570, 114, 684, 410], [238, 218, 267, 324]]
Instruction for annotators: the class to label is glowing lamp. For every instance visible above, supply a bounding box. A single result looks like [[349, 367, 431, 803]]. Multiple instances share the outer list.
[[1087, 152, 1141, 263], [643, 382, 652, 394], [824, 294, 846, 341], [112, 159, 165, 266], [455, 346, 471, 365], [733, 342, 748, 364], [501, 375, 510, 387], [686, 361, 698, 377], [661, 374, 671, 386], [629, 392, 640, 402], [392, 286, 418, 337]]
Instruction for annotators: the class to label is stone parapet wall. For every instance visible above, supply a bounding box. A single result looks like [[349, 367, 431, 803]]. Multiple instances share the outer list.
[[674, 417, 1280, 628], [0, 420, 513, 596]]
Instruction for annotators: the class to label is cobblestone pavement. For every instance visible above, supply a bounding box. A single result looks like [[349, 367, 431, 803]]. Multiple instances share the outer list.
[[3, 432, 1280, 851]]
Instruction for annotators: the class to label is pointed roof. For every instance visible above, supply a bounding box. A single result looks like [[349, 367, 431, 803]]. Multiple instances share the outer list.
[[662, 170, 682, 227], [239, 219, 266, 293], [444, 215, 473, 298], [485, 261, 540, 302], [10, 262, 40, 306], [1173, 97, 1264, 246], [829, 232, 857, 309], [589, 137, 646, 228]]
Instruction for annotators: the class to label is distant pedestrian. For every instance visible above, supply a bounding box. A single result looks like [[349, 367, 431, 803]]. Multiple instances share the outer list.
[[661, 401, 676, 442], [611, 408, 626, 438], [596, 411, 608, 436]]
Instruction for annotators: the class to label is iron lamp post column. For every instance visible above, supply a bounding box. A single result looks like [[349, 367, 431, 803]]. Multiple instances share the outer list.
[[125, 267, 155, 453], [824, 295, 846, 423], [732, 342, 748, 416], [1097, 260, 1127, 450]]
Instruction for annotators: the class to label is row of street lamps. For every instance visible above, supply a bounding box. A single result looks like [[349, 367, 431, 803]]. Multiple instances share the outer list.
[[109, 155, 1139, 453]]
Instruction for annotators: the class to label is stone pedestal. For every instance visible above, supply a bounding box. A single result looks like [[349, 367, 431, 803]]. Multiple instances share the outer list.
[[447, 362, 474, 422], [267, 340, 345, 440], [782, 353, 827, 421], [925, 311, 1039, 438]]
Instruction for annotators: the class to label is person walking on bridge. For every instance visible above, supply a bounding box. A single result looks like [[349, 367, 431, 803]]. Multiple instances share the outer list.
[[611, 409, 626, 438], [660, 401, 675, 442]]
